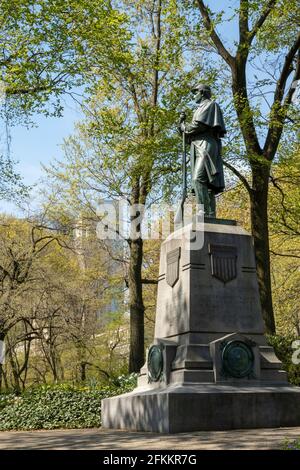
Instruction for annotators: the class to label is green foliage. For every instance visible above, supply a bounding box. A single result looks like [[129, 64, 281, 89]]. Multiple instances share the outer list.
[[111, 372, 138, 388], [254, 0, 299, 52], [0, 379, 136, 431], [44, 0, 207, 216], [282, 438, 300, 450], [267, 335, 300, 386], [0, 0, 127, 121], [0, 392, 16, 411], [0, 0, 128, 201], [269, 146, 300, 239], [0, 154, 28, 201], [0, 215, 128, 390], [268, 149, 300, 335]]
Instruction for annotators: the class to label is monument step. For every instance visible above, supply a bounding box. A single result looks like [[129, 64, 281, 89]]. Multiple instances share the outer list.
[[259, 346, 284, 369], [169, 368, 215, 384], [172, 361, 213, 369], [260, 369, 288, 382], [102, 384, 300, 433], [172, 343, 212, 370]]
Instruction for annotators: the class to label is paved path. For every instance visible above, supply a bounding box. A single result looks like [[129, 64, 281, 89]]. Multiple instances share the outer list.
[[0, 427, 299, 450]]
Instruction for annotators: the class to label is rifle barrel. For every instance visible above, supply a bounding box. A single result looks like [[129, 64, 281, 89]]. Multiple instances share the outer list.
[[182, 128, 187, 199]]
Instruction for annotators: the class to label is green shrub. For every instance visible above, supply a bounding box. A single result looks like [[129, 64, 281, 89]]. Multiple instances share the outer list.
[[0, 377, 136, 431], [112, 372, 138, 388], [0, 393, 16, 412], [282, 439, 300, 450], [267, 335, 300, 386]]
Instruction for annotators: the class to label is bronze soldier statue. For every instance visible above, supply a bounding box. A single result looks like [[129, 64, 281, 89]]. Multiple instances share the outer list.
[[179, 84, 226, 218]]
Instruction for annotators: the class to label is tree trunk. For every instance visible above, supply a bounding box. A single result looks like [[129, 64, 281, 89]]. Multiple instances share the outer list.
[[0, 364, 3, 391], [250, 162, 276, 334], [7, 345, 21, 393], [48, 340, 60, 383], [0, 363, 8, 391], [80, 362, 87, 382], [128, 237, 145, 372], [0, 330, 4, 391]]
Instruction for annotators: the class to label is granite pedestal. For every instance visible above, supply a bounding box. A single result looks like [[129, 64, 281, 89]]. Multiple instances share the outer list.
[[102, 220, 300, 432]]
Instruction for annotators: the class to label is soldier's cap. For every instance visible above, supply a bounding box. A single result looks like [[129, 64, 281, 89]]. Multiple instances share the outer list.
[[191, 83, 211, 94]]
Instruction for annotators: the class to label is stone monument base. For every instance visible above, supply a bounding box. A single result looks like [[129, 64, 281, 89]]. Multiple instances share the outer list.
[[102, 384, 300, 433], [102, 220, 300, 433]]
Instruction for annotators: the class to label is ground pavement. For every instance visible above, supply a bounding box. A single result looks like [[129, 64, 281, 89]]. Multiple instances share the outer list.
[[0, 427, 299, 450]]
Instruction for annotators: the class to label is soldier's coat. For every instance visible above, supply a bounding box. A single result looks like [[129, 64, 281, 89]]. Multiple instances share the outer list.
[[186, 98, 226, 194]]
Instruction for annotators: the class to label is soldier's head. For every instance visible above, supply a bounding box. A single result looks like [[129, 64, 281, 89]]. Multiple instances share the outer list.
[[191, 83, 211, 103]]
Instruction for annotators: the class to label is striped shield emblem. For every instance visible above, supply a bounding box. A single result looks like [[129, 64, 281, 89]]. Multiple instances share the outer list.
[[166, 247, 181, 287], [209, 244, 237, 283]]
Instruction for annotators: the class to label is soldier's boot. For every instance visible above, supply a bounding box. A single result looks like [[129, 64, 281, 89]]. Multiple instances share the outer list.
[[208, 190, 216, 218], [194, 182, 210, 216]]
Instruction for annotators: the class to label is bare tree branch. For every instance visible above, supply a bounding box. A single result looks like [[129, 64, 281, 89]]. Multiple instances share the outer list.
[[196, 0, 235, 68], [270, 250, 300, 259], [264, 35, 300, 159], [141, 278, 158, 285], [248, 0, 277, 43], [223, 160, 252, 195]]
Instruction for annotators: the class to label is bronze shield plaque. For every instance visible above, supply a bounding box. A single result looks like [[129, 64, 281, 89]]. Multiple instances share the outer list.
[[209, 244, 237, 283], [166, 247, 181, 287]]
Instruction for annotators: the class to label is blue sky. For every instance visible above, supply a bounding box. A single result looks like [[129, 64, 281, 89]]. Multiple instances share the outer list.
[[0, 94, 83, 213], [14, 98, 82, 180]]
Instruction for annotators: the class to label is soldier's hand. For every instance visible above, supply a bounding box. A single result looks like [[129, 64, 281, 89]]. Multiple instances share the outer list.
[[179, 111, 186, 123], [177, 123, 185, 134]]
